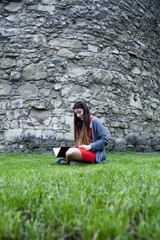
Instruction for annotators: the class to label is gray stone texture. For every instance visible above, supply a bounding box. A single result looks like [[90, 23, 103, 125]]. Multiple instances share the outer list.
[[0, 0, 160, 152]]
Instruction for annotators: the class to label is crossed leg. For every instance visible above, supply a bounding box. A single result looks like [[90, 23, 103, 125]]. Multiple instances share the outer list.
[[59, 147, 84, 164], [65, 147, 83, 164]]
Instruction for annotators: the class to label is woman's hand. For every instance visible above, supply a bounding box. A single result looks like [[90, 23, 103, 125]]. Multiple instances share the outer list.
[[79, 145, 92, 151]]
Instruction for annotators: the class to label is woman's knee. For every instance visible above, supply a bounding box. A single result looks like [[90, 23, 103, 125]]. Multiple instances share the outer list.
[[66, 148, 82, 161], [66, 148, 76, 159]]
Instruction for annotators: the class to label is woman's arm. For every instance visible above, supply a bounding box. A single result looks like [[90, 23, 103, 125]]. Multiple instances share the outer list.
[[90, 117, 109, 152]]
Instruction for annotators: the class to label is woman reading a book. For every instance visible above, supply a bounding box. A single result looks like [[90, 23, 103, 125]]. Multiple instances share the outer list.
[[57, 101, 109, 165]]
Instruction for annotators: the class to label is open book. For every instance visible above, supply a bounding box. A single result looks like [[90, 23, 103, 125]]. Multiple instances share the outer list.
[[53, 146, 70, 158]]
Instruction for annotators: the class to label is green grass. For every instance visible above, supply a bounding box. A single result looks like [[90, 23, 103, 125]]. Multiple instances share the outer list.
[[0, 152, 160, 240]]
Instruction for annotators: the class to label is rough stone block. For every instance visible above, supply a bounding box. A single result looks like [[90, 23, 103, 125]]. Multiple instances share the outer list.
[[32, 34, 47, 46], [22, 62, 47, 81], [4, 129, 23, 143], [129, 93, 142, 110], [115, 128, 124, 138], [0, 71, 9, 80], [31, 100, 47, 110], [18, 83, 38, 98], [29, 4, 55, 14], [30, 110, 51, 123], [0, 28, 21, 37], [125, 134, 140, 146], [41, 0, 56, 4], [24, 130, 42, 141], [64, 115, 74, 129], [155, 145, 160, 151], [10, 71, 21, 82], [67, 66, 87, 77], [0, 84, 11, 96], [114, 138, 126, 152], [132, 67, 141, 75], [13, 109, 24, 119], [61, 87, 72, 97], [1, 58, 16, 69], [54, 83, 62, 90], [64, 132, 74, 141], [42, 130, 55, 140], [0, 101, 9, 110], [93, 69, 113, 85], [0, 144, 4, 152], [4, 2, 22, 12], [88, 44, 98, 52], [57, 48, 75, 59], [49, 38, 83, 48], [126, 144, 136, 151], [11, 99, 23, 109]]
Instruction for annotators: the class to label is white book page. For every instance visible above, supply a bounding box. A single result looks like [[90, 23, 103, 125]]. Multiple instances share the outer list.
[[53, 147, 60, 157]]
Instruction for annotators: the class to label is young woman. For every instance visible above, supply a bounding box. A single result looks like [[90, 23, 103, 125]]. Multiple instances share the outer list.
[[57, 101, 109, 165]]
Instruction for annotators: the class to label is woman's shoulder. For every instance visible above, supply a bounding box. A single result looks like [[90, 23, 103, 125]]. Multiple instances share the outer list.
[[91, 115, 100, 120], [91, 116, 101, 124], [91, 116, 105, 126]]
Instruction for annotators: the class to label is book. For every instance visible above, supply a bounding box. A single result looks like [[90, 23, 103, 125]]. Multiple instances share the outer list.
[[53, 146, 70, 158]]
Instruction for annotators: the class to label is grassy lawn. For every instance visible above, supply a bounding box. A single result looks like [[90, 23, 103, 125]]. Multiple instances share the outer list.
[[0, 151, 160, 240]]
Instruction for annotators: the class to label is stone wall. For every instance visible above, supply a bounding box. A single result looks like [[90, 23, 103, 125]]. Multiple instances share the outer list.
[[0, 0, 160, 152]]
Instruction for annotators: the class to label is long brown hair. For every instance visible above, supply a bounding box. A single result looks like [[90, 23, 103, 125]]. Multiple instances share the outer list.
[[73, 101, 91, 146]]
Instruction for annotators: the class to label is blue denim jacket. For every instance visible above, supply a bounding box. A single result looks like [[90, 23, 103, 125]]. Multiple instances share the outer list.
[[90, 117, 109, 163]]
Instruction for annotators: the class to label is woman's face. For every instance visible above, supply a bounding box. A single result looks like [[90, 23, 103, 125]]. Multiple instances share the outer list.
[[74, 108, 84, 121]]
